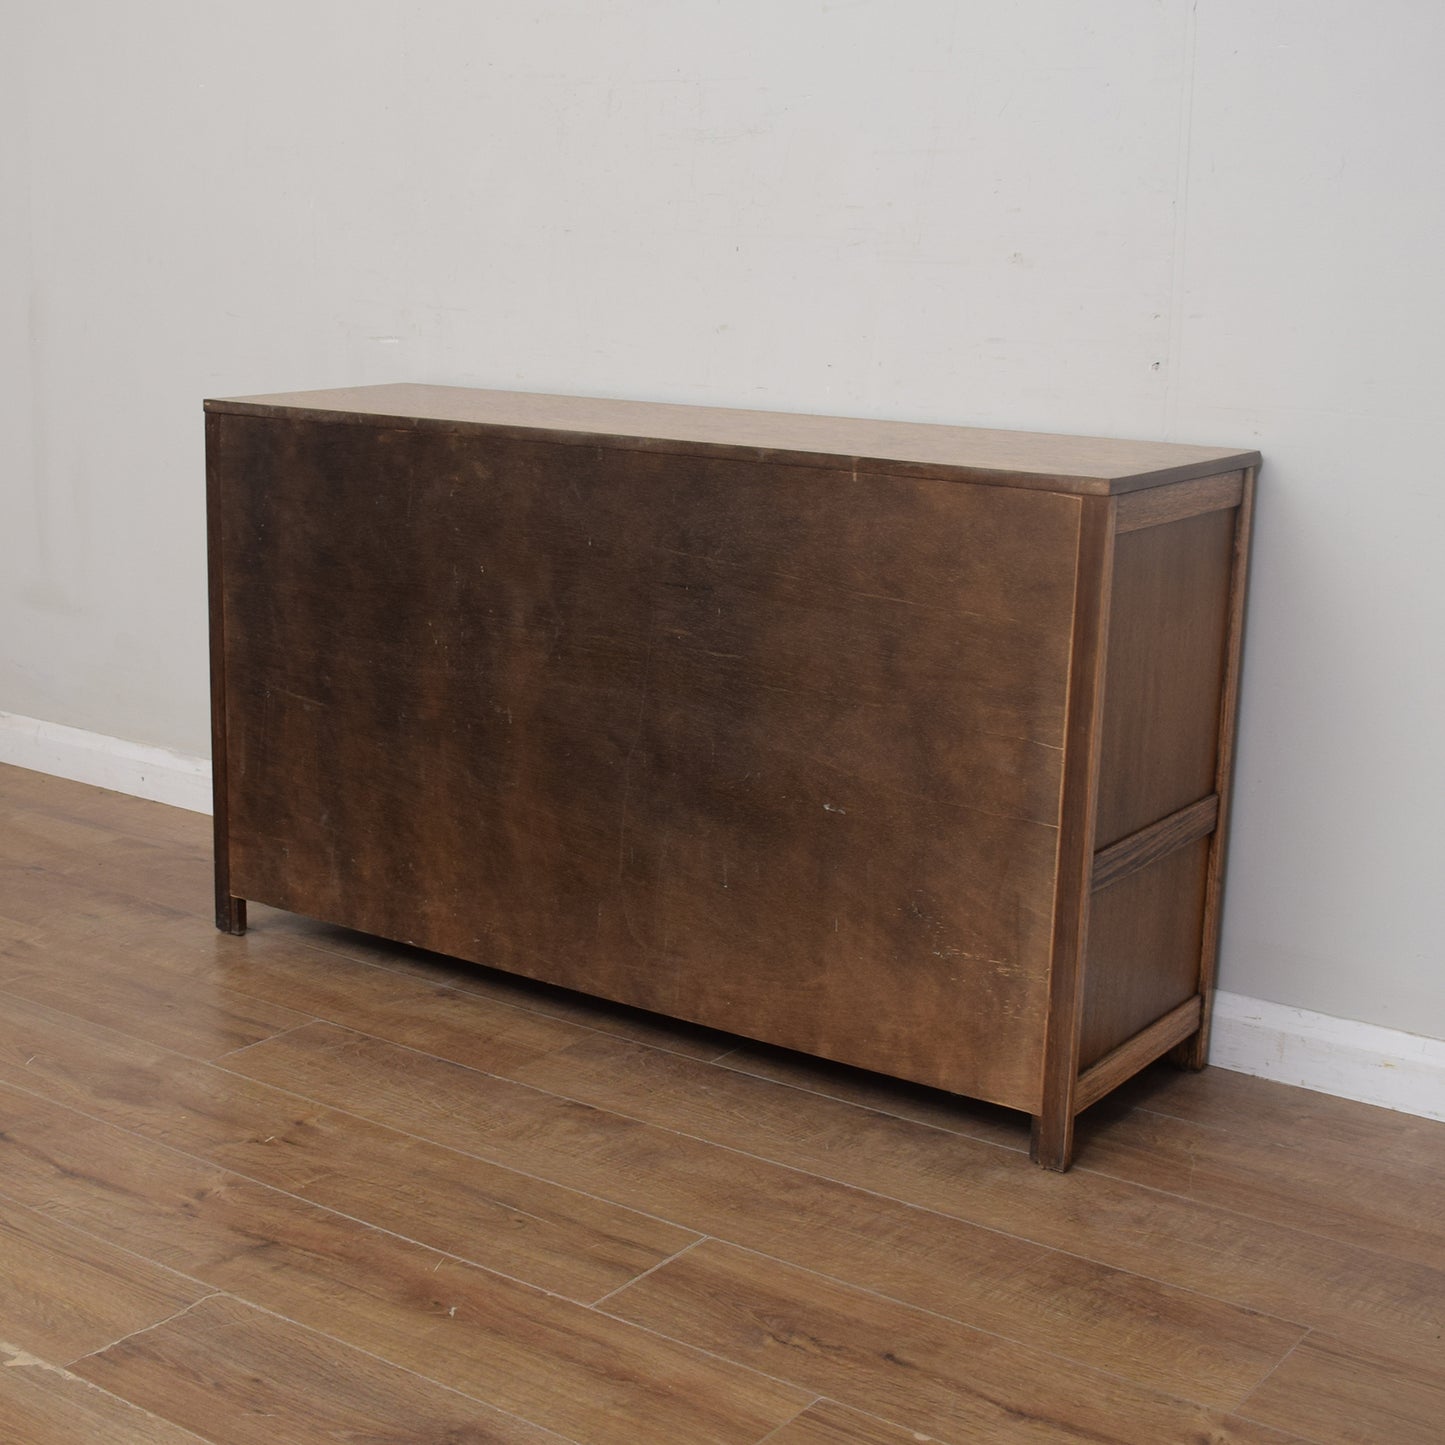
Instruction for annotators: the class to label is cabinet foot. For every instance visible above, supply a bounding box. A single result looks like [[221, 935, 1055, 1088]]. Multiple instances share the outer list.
[[217, 896, 247, 935], [1169, 1031, 1209, 1071], [1029, 1111, 1075, 1172]]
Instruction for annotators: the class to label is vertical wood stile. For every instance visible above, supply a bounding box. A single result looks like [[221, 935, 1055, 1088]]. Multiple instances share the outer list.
[[1171, 466, 1257, 1069], [1032, 496, 1117, 1170], [206, 414, 245, 935]]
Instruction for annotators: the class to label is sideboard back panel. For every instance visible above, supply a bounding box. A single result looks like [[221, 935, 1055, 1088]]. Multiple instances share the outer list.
[[212, 413, 1083, 1110], [206, 385, 1260, 1168]]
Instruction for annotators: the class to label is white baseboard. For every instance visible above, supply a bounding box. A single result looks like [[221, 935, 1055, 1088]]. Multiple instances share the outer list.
[[2, 711, 1442, 1121], [0, 711, 212, 814], [1210, 990, 1445, 1122]]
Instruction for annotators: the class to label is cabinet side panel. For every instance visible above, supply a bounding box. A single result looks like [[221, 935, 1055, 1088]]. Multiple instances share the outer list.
[[1081, 494, 1239, 1068], [1093, 506, 1237, 849], [218, 417, 1081, 1109], [1079, 838, 1212, 1069]]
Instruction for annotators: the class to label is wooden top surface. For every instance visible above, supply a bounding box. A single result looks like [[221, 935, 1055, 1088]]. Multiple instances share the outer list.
[[205, 383, 1259, 495]]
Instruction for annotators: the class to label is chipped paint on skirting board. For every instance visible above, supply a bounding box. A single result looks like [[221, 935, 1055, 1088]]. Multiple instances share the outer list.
[[1211, 990, 1445, 1122]]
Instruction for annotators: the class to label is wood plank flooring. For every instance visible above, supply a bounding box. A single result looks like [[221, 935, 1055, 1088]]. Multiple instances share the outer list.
[[0, 762, 1441, 1444]]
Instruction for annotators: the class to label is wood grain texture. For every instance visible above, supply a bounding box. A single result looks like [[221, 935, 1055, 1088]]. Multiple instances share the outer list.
[[1032, 495, 1115, 1167], [1091, 793, 1219, 892], [759, 1401, 961, 1445], [1114, 469, 1245, 532], [1093, 506, 1238, 849], [1078, 838, 1213, 1069], [0, 1358, 211, 1445], [214, 414, 1082, 1110], [4, 767, 1445, 1445], [1074, 997, 1203, 1112], [260, 907, 740, 1061], [1240, 1332, 1445, 1445], [223, 1022, 1305, 1406], [74, 1296, 569, 1445], [0, 1000, 696, 1307], [1074, 1100, 1445, 1275], [0, 799, 214, 923], [1114, 1057, 1445, 1180], [0, 943, 309, 1062], [207, 383, 1261, 494], [0, 1198, 207, 1364], [499, 1028, 1445, 1376], [606, 1239, 1299, 1443], [0, 1090, 805, 1445], [1177, 467, 1258, 1069], [764, 1400, 1309, 1445]]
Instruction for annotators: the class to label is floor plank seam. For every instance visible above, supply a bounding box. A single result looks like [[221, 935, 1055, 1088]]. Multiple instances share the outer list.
[[217, 1018, 1333, 1345], [1071, 1153, 1445, 1275], [212, 1015, 1050, 1237], [0, 1078, 848, 1435], [0, 1125, 743, 1444], [1232, 1414, 1330, 1445], [183, 1060, 717, 1241], [205, 1023, 887, 1229], [190, 1292, 592, 1445], [3, 953, 1433, 1384], [711, 1052, 1031, 1156], [587, 1233, 1268, 1420], [0, 1182, 220, 1301], [205, 1017, 326, 1064], [7, 774, 1445, 1445], [191, 1025, 1355, 1401], [749, 1395, 828, 1445], [0, 991, 711, 1279], [590, 1233, 709, 1308], [0, 1080, 681, 1315], [63, 1292, 225, 1371], [1224, 1320, 1314, 1413], [182, 914, 745, 1071], [1, 1338, 86, 1376], [0, 1338, 222, 1445], [1227, 1330, 1312, 1420], [290, 927, 745, 1065]]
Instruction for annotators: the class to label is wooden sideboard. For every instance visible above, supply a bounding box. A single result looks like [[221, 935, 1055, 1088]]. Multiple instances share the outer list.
[[205, 384, 1258, 1169]]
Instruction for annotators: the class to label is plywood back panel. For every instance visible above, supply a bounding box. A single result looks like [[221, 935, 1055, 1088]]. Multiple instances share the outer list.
[[212, 414, 1083, 1109]]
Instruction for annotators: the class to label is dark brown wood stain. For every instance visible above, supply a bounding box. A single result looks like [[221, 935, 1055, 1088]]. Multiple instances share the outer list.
[[206, 386, 1259, 1164]]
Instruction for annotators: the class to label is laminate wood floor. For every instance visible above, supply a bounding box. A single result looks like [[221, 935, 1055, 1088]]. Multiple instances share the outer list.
[[1, 762, 1441, 1444]]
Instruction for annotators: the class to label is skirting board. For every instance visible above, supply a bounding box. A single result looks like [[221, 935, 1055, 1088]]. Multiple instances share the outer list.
[[0, 710, 211, 815], [1209, 990, 1445, 1123], [2, 709, 1442, 1124]]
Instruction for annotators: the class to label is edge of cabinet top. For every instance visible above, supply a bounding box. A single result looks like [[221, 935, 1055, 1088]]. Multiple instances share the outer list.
[[204, 383, 1260, 496]]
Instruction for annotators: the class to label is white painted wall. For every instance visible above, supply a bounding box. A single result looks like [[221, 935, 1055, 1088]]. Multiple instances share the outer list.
[[3, 2, 1442, 1042]]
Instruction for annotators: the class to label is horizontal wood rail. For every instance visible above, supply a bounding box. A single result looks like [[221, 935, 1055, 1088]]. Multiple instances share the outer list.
[[1114, 470, 1245, 533], [1074, 996, 1204, 1113], [1091, 793, 1219, 893]]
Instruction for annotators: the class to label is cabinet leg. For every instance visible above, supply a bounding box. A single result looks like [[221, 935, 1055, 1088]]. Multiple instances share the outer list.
[[217, 895, 247, 935], [1169, 997, 1213, 1071], [1169, 1029, 1209, 1072], [1029, 1108, 1075, 1172]]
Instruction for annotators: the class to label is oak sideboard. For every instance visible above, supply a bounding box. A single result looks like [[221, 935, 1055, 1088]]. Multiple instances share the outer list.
[[205, 384, 1258, 1169]]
